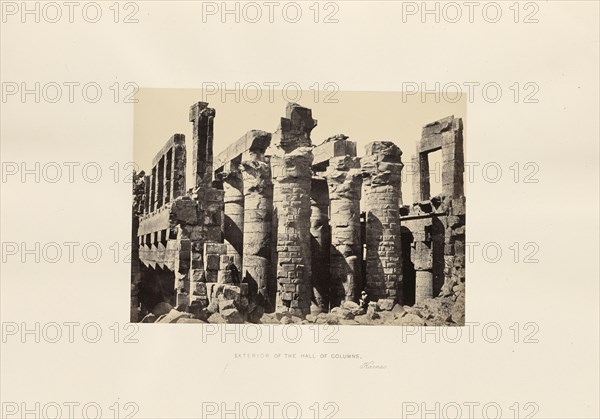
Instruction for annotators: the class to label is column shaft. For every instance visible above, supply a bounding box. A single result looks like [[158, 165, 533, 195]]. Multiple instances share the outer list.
[[361, 141, 404, 305], [310, 178, 330, 311], [326, 156, 363, 305], [240, 159, 273, 309]]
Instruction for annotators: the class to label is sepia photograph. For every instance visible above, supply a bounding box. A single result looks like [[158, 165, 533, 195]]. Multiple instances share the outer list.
[[1, 1, 598, 418], [131, 91, 466, 325]]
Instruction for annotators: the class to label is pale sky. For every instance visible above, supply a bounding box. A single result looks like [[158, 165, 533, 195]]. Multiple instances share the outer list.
[[134, 89, 467, 202]]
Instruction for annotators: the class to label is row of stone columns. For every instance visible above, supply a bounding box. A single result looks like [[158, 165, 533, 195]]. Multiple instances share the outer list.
[[209, 104, 406, 315], [142, 134, 186, 215]]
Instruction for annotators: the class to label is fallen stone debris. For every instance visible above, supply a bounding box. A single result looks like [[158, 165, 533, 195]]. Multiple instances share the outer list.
[[131, 103, 465, 326]]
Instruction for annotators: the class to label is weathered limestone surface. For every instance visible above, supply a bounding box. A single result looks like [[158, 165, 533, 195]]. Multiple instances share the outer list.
[[212, 130, 273, 274], [271, 147, 314, 315], [269, 103, 317, 316], [399, 195, 465, 323], [412, 116, 463, 202], [310, 177, 330, 311], [190, 102, 216, 188], [325, 155, 363, 305], [240, 157, 273, 309], [218, 169, 244, 270], [131, 172, 145, 322], [214, 130, 272, 170], [132, 103, 466, 325], [185, 102, 224, 310], [361, 141, 404, 305]]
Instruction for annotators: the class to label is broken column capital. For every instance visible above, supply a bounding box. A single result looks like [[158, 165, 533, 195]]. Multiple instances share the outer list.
[[270, 146, 314, 180], [325, 156, 362, 201], [215, 168, 242, 184], [240, 160, 272, 194], [272, 103, 317, 153], [361, 141, 404, 185]]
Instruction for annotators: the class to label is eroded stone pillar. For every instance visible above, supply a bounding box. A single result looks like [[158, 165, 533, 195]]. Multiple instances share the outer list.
[[269, 103, 316, 316], [190, 102, 216, 188], [412, 153, 430, 203], [441, 117, 464, 198], [171, 133, 186, 200], [326, 156, 363, 305], [415, 270, 433, 304], [150, 167, 157, 212], [157, 157, 165, 208], [219, 169, 244, 270], [310, 177, 330, 311], [240, 157, 273, 309], [271, 148, 314, 315], [361, 141, 404, 305], [143, 175, 151, 214]]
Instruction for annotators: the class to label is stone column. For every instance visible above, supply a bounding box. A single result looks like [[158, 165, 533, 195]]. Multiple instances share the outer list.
[[174, 226, 192, 309], [441, 117, 464, 198], [271, 148, 314, 316], [240, 156, 273, 309], [415, 270, 433, 303], [150, 167, 156, 212], [156, 156, 165, 208], [361, 141, 404, 306], [171, 134, 186, 200], [310, 177, 330, 312], [325, 156, 363, 305], [190, 102, 216, 189], [269, 103, 317, 316], [164, 150, 172, 205], [412, 153, 430, 203], [143, 175, 151, 214], [220, 168, 244, 270]]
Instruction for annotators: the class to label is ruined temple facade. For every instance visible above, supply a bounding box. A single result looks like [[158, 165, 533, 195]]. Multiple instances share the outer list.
[[131, 102, 465, 325]]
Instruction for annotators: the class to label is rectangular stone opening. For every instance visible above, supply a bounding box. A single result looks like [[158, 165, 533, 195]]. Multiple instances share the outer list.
[[427, 149, 443, 198]]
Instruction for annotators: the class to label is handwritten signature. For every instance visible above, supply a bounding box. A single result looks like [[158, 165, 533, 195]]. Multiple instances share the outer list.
[[360, 361, 387, 369]]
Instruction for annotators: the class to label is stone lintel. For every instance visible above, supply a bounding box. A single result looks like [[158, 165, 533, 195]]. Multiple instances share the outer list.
[[312, 135, 357, 169], [152, 133, 185, 167], [138, 205, 171, 236], [419, 115, 455, 153], [214, 130, 272, 171]]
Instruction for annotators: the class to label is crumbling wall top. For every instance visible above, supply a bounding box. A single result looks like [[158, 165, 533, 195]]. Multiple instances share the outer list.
[[189, 101, 215, 121], [152, 133, 185, 167]]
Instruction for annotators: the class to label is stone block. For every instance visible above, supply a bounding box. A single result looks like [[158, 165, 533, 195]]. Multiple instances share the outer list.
[[204, 243, 227, 255], [219, 299, 236, 311], [205, 254, 220, 270]]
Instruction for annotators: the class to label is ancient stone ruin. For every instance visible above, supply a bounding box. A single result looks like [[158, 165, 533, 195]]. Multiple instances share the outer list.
[[131, 102, 465, 325]]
